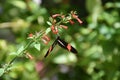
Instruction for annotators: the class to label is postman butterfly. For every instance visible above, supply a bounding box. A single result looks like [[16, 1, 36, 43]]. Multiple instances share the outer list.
[[44, 36, 78, 58]]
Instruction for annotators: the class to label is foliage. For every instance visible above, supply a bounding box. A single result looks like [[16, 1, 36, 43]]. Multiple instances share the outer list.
[[0, 0, 120, 80]]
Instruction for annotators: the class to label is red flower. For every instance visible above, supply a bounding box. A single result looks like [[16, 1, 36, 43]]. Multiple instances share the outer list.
[[51, 25, 55, 31], [52, 14, 65, 19], [41, 39, 49, 44], [71, 11, 83, 24], [76, 18, 83, 24], [42, 35, 50, 41], [53, 30, 58, 34], [60, 25, 68, 29], [52, 14, 61, 18], [26, 52, 34, 60], [42, 35, 50, 44], [51, 25, 58, 34], [69, 20, 75, 24], [28, 33, 33, 37], [61, 15, 65, 18]]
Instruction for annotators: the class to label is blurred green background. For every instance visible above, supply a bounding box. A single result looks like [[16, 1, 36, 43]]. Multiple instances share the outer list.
[[0, 0, 120, 80]]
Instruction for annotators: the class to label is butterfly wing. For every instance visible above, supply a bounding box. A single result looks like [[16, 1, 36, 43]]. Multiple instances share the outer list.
[[57, 37, 78, 54], [44, 36, 59, 58]]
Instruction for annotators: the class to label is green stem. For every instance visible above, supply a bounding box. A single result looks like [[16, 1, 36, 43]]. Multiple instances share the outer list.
[[4, 40, 33, 73], [56, 20, 63, 26]]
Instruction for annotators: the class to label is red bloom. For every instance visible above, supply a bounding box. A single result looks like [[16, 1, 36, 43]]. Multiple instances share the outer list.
[[28, 33, 33, 37], [60, 25, 68, 29], [52, 14, 61, 18], [71, 11, 83, 24], [26, 52, 34, 60], [61, 15, 65, 18], [51, 25, 58, 34], [42, 35, 50, 44], [41, 39, 49, 44], [52, 29, 58, 34], [42, 35, 50, 41], [69, 20, 75, 24], [76, 18, 83, 24], [51, 25, 55, 30], [52, 14, 65, 19]]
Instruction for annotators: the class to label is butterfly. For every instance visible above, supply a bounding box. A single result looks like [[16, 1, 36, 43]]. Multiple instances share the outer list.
[[44, 36, 78, 58]]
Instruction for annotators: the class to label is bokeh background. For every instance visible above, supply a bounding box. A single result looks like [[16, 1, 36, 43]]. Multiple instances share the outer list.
[[0, 0, 120, 80]]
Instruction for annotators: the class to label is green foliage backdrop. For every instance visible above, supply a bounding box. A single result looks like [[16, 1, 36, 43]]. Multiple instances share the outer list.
[[0, 0, 120, 80]]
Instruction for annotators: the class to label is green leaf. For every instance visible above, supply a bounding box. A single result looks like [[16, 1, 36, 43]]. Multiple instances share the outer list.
[[0, 68, 5, 77], [9, 52, 18, 56], [86, 0, 102, 13], [47, 21, 52, 26], [17, 46, 24, 55], [45, 28, 51, 34], [105, 2, 120, 8], [34, 43, 41, 51], [8, 1, 26, 10], [53, 53, 77, 64]]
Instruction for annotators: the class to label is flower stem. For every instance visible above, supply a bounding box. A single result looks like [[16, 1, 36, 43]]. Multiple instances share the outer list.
[[4, 40, 33, 74]]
